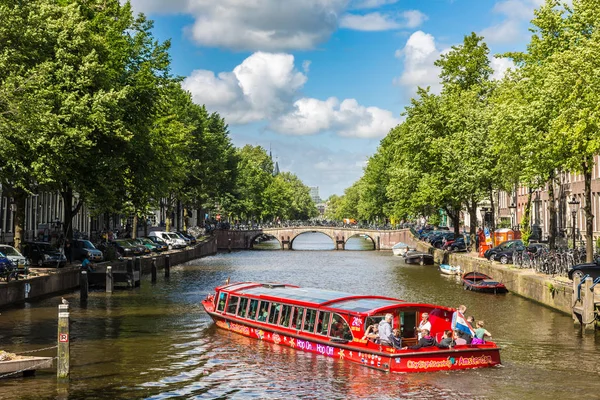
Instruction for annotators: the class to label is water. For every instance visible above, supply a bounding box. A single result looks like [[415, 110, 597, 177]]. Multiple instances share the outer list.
[[1, 233, 600, 399]]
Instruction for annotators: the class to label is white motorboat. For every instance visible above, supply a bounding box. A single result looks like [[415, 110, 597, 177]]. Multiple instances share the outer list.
[[392, 242, 411, 256], [439, 264, 461, 275]]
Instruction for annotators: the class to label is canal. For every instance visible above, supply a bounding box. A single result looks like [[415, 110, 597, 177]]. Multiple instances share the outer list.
[[1, 233, 599, 399]]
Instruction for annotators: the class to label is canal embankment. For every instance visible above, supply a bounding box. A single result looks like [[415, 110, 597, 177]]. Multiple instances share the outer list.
[[0, 237, 217, 309], [414, 240, 599, 329]]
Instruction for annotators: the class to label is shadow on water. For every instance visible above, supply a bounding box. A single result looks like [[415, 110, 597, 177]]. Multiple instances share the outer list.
[[1, 233, 599, 399]]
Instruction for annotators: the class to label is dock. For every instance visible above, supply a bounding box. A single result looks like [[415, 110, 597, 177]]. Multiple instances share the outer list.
[[0, 356, 53, 378]]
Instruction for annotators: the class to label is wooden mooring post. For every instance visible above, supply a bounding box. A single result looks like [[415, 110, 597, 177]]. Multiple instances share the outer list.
[[57, 304, 70, 380], [80, 271, 88, 302], [572, 275, 598, 332], [151, 258, 157, 283], [165, 255, 170, 278], [106, 266, 113, 293]]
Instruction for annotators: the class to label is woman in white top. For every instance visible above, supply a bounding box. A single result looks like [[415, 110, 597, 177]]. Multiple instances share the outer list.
[[417, 313, 431, 340]]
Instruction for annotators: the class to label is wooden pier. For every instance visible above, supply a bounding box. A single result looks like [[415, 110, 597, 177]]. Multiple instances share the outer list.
[[0, 356, 53, 378]]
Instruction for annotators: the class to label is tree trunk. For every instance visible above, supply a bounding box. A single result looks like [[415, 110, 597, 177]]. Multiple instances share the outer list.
[[183, 206, 189, 232], [584, 161, 593, 263], [469, 199, 478, 252], [132, 215, 138, 239], [489, 189, 496, 247], [521, 189, 533, 246], [60, 187, 74, 241], [176, 200, 182, 231], [547, 171, 556, 250], [13, 190, 26, 251]]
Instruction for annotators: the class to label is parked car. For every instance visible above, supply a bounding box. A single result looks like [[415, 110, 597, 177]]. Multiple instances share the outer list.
[[0, 244, 29, 268], [132, 238, 161, 253], [148, 231, 186, 249], [176, 231, 197, 245], [568, 259, 600, 280], [128, 238, 152, 254], [99, 239, 140, 258], [22, 241, 67, 268], [72, 239, 103, 262], [431, 232, 455, 249], [444, 236, 467, 252], [120, 239, 147, 256], [484, 240, 524, 264], [146, 236, 169, 251]]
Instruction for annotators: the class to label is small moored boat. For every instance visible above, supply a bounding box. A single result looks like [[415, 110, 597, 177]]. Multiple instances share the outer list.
[[462, 272, 508, 293], [439, 264, 461, 275], [202, 282, 501, 373], [392, 242, 412, 256], [404, 250, 434, 265]]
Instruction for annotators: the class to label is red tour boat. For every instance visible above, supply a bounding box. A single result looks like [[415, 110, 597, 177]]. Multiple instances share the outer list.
[[201, 282, 501, 373]]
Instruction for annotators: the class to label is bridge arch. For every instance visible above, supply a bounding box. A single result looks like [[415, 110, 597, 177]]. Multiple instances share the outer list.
[[344, 233, 377, 250], [289, 230, 336, 250]]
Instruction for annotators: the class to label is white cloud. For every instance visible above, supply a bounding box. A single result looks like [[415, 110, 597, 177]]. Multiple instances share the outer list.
[[340, 10, 427, 31], [393, 31, 516, 95], [125, 0, 427, 51], [393, 31, 444, 93], [490, 57, 515, 80], [126, 0, 346, 51], [402, 10, 429, 28], [183, 52, 400, 138], [480, 0, 544, 45], [182, 52, 307, 124], [351, 0, 400, 9], [271, 98, 401, 138]]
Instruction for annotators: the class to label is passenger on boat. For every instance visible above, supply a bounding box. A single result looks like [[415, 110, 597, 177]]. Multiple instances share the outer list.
[[471, 321, 492, 345], [452, 305, 473, 344], [402, 329, 436, 350], [436, 330, 455, 349], [454, 330, 467, 345], [416, 313, 431, 340], [362, 323, 379, 342], [391, 328, 403, 349], [378, 313, 394, 346], [258, 309, 268, 322]]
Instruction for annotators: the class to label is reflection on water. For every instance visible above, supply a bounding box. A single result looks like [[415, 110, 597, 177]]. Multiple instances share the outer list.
[[1, 233, 599, 399]]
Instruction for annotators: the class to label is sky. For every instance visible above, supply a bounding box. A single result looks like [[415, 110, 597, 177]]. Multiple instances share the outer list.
[[125, 0, 544, 199]]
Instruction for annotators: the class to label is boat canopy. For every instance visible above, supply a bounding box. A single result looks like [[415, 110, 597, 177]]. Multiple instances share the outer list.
[[392, 242, 409, 249], [223, 283, 404, 313]]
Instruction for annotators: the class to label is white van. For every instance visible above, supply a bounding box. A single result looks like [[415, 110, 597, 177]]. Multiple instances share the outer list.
[[148, 231, 187, 249]]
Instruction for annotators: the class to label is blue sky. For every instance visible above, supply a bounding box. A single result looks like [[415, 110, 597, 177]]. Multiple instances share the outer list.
[[128, 0, 542, 199]]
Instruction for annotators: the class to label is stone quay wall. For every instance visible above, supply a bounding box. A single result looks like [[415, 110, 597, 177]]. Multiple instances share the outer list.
[[0, 237, 217, 309]]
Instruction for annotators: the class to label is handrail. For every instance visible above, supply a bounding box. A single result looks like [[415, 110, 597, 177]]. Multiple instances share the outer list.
[[576, 274, 590, 302]]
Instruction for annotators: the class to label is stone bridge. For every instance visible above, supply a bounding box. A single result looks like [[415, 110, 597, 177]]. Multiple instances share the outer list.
[[215, 227, 416, 250]]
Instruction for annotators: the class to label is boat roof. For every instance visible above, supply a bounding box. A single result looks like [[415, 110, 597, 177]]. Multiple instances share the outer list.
[[392, 242, 409, 248], [217, 282, 452, 315]]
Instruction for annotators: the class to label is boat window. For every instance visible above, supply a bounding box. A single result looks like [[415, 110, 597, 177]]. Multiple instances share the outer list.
[[268, 303, 281, 324], [317, 311, 331, 335], [257, 301, 270, 322], [237, 297, 249, 318], [330, 313, 353, 341], [217, 292, 228, 312], [247, 299, 259, 320], [279, 305, 292, 327], [227, 296, 239, 314], [291, 307, 305, 330], [303, 309, 317, 333], [400, 311, 417, 338]]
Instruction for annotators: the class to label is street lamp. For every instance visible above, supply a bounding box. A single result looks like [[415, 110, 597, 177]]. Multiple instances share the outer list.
[[568, 196, 580, 249], [480, 207, 489, 228], [508, 202, 517, 230]]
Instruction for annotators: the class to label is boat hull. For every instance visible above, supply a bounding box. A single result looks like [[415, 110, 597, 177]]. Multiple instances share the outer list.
[[203, 305, 501, 373], [463, 283, 508, 293], [404, 254, 434, 265]]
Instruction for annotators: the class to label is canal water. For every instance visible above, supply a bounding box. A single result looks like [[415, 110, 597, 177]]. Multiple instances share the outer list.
[[1, 233, 599, 400]]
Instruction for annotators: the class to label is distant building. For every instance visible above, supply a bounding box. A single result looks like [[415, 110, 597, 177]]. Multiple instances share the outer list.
[[310, 187, 321, 204]]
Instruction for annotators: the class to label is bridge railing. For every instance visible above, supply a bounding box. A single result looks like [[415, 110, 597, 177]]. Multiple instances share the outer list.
[[216, 221, 414, 231]]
